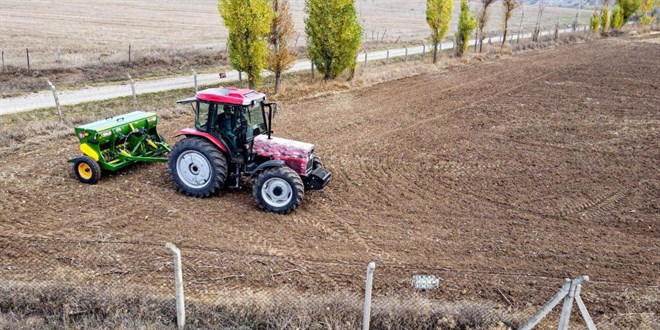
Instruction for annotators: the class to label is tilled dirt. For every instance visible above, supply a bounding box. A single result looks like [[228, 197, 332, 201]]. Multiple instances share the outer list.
[[0, 37, 658, 321]]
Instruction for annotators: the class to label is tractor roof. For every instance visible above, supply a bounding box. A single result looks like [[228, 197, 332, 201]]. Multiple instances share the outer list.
[[192, 87, 266, 106]]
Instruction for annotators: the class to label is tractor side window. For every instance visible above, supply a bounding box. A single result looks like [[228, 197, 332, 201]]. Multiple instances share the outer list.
[[195, 102, 210, 132], [246, 103, 266, 137]]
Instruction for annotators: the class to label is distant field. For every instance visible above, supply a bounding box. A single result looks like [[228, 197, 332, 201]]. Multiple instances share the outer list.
[[0, 0, 593, 69]]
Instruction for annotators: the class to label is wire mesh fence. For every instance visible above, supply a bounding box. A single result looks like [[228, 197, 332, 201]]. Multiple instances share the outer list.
[[1, 235, 658, 329]]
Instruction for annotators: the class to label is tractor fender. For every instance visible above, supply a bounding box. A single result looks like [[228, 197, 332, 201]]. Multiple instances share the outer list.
[[248, 160, 286, 179], [175, 128, 228, 153]]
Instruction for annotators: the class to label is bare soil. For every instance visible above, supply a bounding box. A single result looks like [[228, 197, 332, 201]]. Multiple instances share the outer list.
[[0, 36, 658, 326]]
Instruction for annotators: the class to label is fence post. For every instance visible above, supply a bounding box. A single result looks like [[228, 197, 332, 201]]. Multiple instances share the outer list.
[[558, 279, 578, 330], [404, 46, 408, 62], [191, 69, 198, 92], [127, 74, 138, 111], [46, 80, 63, 123], [166, 243, 185, 330], [422, 42, 426, 57], [26, 48, 30, 73], [238, 72, 243, 87], [381, 29, 387, 42], [311, 63, 315, 79], [574, 284, 597, 330], [386, 48, 389, 64], [362, 262, 376, 330], [1, 50, 4, 72], [519, 279, 571, 330], [364, 51, 368, 69], [128, 44, 132, 66], [295, 33, 300, 48]]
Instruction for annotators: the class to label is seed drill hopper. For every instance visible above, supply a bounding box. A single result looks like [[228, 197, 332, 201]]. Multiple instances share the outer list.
[[69, 111, 170, 184]]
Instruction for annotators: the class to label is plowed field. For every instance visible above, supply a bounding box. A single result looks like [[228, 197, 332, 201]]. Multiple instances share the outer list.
[[1, 36, 658, 320]]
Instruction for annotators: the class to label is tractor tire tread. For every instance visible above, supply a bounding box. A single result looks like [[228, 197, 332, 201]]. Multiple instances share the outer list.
[[253, 167, 304, 214], [168, 137, 228, 197]]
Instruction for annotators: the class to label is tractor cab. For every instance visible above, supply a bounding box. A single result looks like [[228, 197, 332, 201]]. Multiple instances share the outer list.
[[178, 87, 272, 164], [171, 87, 331, 214]]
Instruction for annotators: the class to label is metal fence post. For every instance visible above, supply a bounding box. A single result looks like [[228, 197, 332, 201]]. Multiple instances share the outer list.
[[128, 44, 132, 66], [404, 46, 408, 62], [127, 74, 138, 111], [166, 243, 185, 330], [558, 279, 578, 330], [519, 279, 571, 330], [362, 262, 376, 330], [1, 50, 4, 72], [386, 48, 389, 64], [26, 48, 30, 73], [47, 80, 63, 123], [574, 284, 597, 330], [191, 69, 198, 92], [311, 63, 315, 79], [364, 51, 368, 69]]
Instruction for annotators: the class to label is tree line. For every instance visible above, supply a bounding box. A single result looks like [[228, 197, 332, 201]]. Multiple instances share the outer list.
[[218, 0, 659, 92]]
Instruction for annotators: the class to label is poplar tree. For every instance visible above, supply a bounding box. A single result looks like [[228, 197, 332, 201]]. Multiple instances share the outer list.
[[218, 0, 274, 88], [612, 4, 625, 29], [305, 0, 362, 80], [476, 0, 497, 53], [601, 3, 611, 34], [590, 11, 601, 32], [616, 0, 641, 22], [426, 0, 453, 64], [638, 0, 657, 24], [268, 0, 296, 94], [456, 0, 477, 57], [501, 0, 522, 48]]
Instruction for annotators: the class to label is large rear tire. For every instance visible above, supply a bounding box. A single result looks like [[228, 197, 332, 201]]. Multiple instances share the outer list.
[[168, 137, 228, 197], [253, 167, 304, 214]]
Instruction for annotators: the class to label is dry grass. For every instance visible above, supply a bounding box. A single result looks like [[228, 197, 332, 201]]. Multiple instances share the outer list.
[[0, 280, 519, 330]]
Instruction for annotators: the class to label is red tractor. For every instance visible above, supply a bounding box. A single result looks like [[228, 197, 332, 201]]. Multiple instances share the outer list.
[[169, 87, 331, 214]]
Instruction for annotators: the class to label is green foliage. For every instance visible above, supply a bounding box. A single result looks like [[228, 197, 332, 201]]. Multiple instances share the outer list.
[[601, 7, 611, 33], [218, 0, 274, 88], [612, 4, 625, 29], [637, 0, 655, 24], [426, 0, 453, 63], [591, 11, 601, 31], [616, 0, 641, 21], [455, 0, 477, 57], [268, 0, 296, 93], [305, 0, 362, 80]]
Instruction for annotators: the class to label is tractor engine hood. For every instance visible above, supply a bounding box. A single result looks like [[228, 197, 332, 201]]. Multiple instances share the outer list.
[[253, 135, 315, 175]]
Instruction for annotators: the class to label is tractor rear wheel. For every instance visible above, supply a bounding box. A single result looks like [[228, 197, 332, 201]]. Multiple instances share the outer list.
[[253, 167, 304, 214], [73, 156, 101, 184], [168, 137, 228, 197]]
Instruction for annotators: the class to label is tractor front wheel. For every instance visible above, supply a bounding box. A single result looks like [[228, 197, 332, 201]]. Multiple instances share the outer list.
[[168, 137, 228, 197], [253, 167, 304, 214], [73, 156, 101, 184]]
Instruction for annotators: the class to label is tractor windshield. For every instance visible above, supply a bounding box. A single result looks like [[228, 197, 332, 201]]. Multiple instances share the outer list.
[[245, 103, 267, 138]]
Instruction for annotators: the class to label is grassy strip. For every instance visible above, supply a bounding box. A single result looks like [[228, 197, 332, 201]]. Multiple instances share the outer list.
[[0, 280, 519, 329]]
